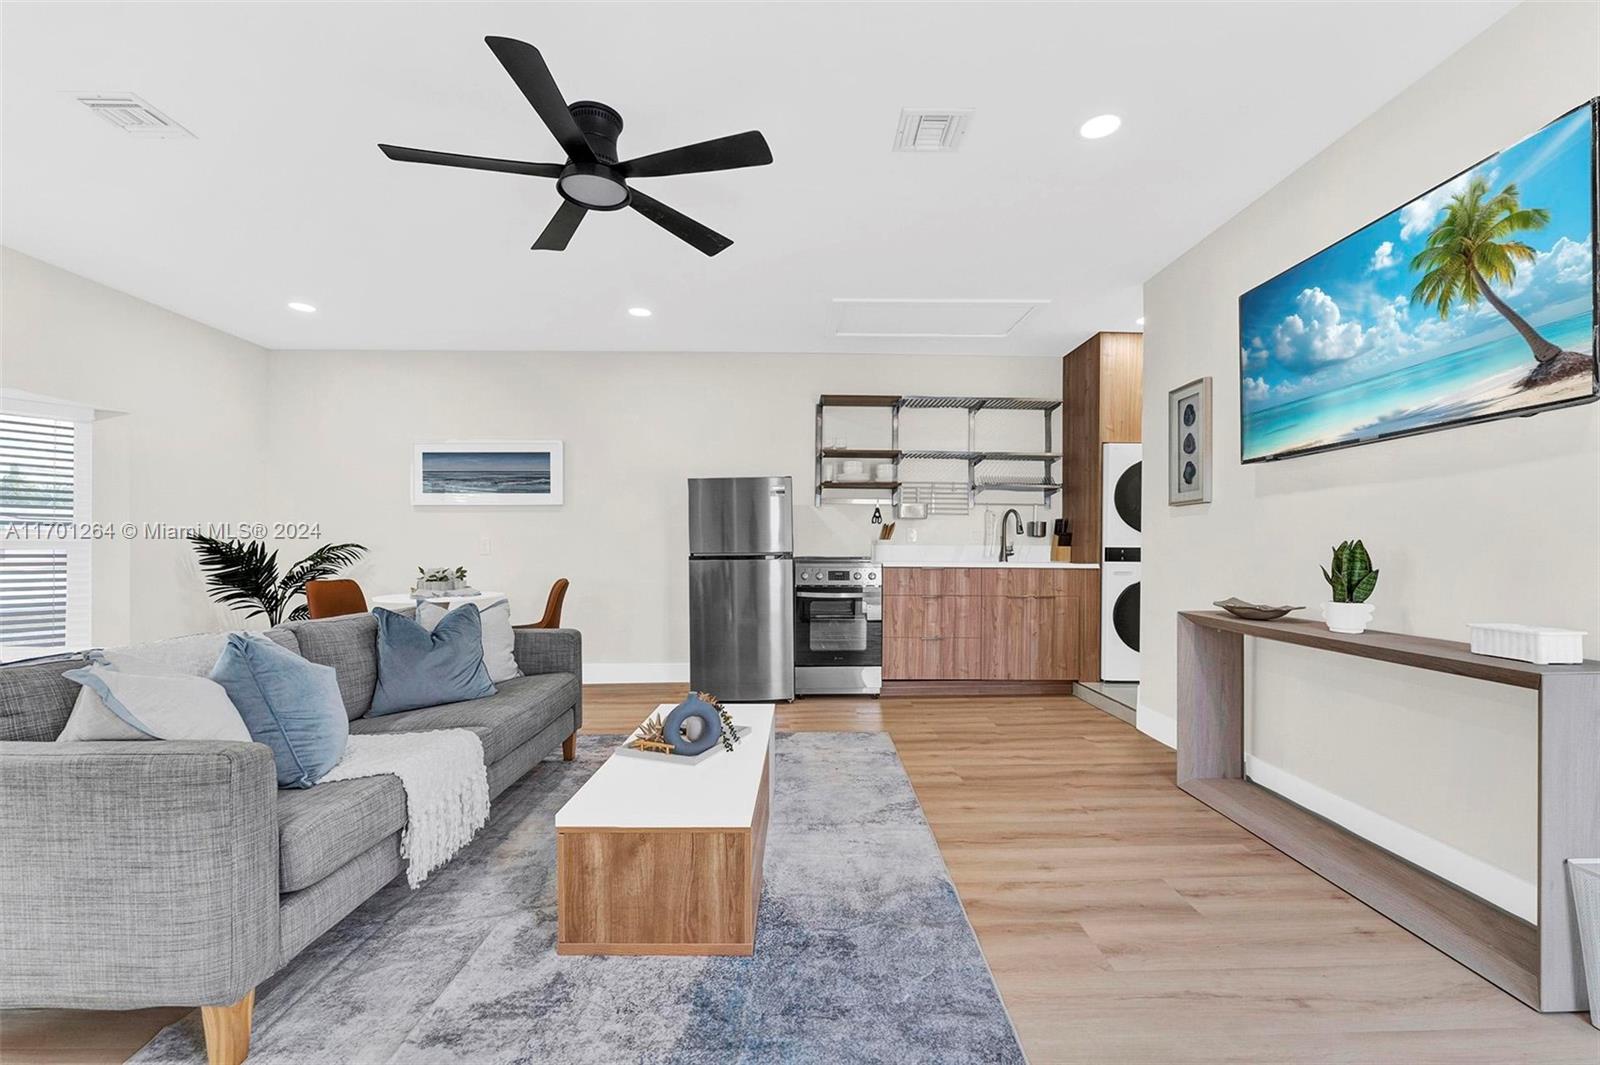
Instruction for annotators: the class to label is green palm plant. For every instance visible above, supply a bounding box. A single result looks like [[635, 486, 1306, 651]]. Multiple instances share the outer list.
[[188, 536, 367, 625], [1409, 177, 1563, 364]]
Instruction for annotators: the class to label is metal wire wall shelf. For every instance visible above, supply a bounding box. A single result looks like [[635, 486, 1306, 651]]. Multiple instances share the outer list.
[[815, 394, 1062, 506]]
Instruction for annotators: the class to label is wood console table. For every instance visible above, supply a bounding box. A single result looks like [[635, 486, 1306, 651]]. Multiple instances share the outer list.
[[1176, 610, 1600, 1013]]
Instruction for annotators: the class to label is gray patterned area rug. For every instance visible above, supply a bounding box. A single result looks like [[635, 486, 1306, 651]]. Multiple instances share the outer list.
[[131, 732, 1025, 1065]]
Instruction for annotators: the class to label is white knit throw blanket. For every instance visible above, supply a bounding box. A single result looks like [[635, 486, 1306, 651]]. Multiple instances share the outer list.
[[320, 729, 490, 888]]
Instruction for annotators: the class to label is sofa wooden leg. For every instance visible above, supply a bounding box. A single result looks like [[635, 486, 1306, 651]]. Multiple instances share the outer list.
[[201, 988, 254, 1065], [562, 731, 577, 761]]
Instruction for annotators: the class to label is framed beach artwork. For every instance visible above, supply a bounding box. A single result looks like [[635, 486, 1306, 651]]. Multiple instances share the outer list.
[[411, 442, 564, 506], [1239, 99, 1597, 463], [1168, 377, 1212, 505]]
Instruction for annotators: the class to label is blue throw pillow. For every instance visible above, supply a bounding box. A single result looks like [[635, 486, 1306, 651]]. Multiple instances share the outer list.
[[210, 633, 349, 788], [368, 606, 495, 717]]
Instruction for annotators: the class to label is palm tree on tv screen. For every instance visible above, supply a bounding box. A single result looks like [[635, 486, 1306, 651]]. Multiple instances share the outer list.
[[1409, 176, 1565, 365]]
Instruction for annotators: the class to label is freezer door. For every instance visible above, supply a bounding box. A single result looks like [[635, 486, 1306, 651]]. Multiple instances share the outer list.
[[689, 556, 795, 701], [687, 477, 793, 557]]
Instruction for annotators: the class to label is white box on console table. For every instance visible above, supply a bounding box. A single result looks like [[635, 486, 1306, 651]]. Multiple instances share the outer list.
[[1467, 623, 1586, 665]]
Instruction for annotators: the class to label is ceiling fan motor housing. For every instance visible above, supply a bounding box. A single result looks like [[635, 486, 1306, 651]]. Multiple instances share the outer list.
[[556, 100, 631, 210], [568, 101, 623, 162]]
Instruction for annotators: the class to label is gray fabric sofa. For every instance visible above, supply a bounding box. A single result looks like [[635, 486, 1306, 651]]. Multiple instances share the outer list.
[[0, 613, 581, 1064]]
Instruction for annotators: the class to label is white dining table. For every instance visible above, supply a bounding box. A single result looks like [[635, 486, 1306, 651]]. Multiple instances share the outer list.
[[367, 591, 509, 611]]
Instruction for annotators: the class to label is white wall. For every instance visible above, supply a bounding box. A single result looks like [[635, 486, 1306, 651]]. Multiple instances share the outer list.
[[1140, 0, 1599, 919], [0, 248, 273, 643], [266, 350, 1061, 678]]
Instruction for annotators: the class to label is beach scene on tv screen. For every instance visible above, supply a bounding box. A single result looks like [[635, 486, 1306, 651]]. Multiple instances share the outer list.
[[421, 450, 551, 494], [1240, 103, 1596, 461]]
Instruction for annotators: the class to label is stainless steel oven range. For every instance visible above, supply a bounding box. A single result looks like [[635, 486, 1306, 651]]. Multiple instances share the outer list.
[[793, 557, 882, 696]]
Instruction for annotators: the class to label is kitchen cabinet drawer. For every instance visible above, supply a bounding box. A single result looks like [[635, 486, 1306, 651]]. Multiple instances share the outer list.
[[884, 567, 983, 597], [884, 635, 983, 680], [882, 593, 931, 640], [884, 595, 983, 646], [980, 568, 1096, 598], [983, 568, 1047, 598]]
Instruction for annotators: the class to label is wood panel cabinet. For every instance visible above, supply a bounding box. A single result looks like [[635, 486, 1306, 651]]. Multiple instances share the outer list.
[[883, 567, 1095, 683], [883, 574, 985, 679], [884, 567, 983, 597], [884, 634, 984, 680]]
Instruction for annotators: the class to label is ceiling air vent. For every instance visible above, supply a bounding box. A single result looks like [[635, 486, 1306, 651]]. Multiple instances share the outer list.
[[893, 109, 973, 153], [70, 93, 193, 138]]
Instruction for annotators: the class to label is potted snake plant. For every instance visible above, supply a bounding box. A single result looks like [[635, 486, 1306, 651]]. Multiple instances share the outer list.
[[1320, 539, 1379, 634]]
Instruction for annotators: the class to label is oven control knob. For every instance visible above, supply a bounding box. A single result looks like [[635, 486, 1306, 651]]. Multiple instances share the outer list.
[[852, 571, 862, 580], [799, 571, 810, 581], [867, 572, 877, 580]]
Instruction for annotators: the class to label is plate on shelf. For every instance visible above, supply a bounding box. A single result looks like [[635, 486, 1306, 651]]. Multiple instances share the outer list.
[[1213, 598, 1303, 621]]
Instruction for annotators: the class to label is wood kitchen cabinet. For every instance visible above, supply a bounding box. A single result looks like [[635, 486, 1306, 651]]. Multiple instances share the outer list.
[[883, 574, 984, 680], [883, 567, 1095, 686]]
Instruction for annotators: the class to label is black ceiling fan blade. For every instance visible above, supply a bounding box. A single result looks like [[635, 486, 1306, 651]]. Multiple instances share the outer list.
[[628, 188, 733, 256], [532, 200, 586, 251], [484, 36, 596, 165], [379, 144, 563, 178], [618, 131, 773, 179]]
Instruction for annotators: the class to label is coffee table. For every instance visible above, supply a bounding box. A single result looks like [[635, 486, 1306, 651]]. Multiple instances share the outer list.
[[555, 703, 775, 956]]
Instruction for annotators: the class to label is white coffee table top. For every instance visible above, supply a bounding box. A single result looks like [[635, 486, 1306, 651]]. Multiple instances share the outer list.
[[555, 704, 776, 830]]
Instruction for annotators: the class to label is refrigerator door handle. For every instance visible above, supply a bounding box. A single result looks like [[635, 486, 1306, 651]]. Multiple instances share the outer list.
[[690, 552, 792, 561]]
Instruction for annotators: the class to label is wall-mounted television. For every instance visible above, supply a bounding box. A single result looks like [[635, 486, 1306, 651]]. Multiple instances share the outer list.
[[1239, 99, 1597, 463]]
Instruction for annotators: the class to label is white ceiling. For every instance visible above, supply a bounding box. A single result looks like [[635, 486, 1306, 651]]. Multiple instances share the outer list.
[[2, 1, 1514, 354]]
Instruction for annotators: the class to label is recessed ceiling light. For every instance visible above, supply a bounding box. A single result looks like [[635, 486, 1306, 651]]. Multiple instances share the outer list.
[[287, 301, 317, 314], [627, 307, 652, 318], [1079, 114, 1122, 140], [1136, 316, 1145, 326]]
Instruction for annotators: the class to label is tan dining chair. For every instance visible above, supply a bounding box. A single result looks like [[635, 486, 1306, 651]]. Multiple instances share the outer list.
[[515, 578, 569, 630], [304, 579, 368, 620]]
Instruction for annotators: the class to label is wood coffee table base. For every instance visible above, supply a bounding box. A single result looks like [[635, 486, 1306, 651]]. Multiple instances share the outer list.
[[557, 760, 770, 956]]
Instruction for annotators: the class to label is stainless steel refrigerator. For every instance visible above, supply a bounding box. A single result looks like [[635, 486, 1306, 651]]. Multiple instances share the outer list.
[[688, 476, 795, 702]]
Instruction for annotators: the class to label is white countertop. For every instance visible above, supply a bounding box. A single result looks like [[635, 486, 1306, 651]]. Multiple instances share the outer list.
[[879, 559, 1097, 569], [555, 704, 775, 829], [873, 544, 1097, 569]]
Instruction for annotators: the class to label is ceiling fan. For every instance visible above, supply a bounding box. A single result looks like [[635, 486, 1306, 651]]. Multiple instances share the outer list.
[[378, 36, 773, 256]]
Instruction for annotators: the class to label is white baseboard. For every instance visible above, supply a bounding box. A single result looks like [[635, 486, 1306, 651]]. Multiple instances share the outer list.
[[581, 662, 689, 684], [1244, 754, 1537, 922], [1136, 701, 1176, 748]]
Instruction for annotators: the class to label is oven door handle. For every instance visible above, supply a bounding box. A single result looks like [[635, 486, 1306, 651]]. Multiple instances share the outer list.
[[797, 590, 865, 599]]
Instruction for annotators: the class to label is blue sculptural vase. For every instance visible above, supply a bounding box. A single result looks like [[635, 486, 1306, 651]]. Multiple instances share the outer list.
[[663, 694, 723, 756]]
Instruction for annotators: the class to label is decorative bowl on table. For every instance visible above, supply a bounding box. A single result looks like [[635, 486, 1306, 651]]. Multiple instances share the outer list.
[[1213, 598, 1303, 621]]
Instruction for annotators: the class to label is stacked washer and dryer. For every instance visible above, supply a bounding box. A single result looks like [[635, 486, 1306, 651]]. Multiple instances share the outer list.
[[1100, 443, 1141, 682]]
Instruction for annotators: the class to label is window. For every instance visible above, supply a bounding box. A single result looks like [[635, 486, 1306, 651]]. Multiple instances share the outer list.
[[0, 404, 93, 660]]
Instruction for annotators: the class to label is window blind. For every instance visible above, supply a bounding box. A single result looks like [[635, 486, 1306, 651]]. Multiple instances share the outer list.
[[0, 414, 76, 521], [0, 412, 89, 659]]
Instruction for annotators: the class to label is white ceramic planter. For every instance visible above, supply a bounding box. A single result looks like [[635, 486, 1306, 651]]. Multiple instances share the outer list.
[[1322, 601, 1375, 634]]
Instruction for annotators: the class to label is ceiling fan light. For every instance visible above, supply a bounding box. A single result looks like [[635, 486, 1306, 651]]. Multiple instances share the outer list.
[[557, 169, 629, 209]]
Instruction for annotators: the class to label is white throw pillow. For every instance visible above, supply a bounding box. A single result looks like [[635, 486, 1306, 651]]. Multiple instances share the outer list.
[[107, 632, 235, 676], [416, 596, 520, 683], [57, 651, 250, 742]]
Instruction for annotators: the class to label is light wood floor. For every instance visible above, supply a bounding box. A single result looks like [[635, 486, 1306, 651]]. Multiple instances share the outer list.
[[5, 687, 1597, 1064]]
